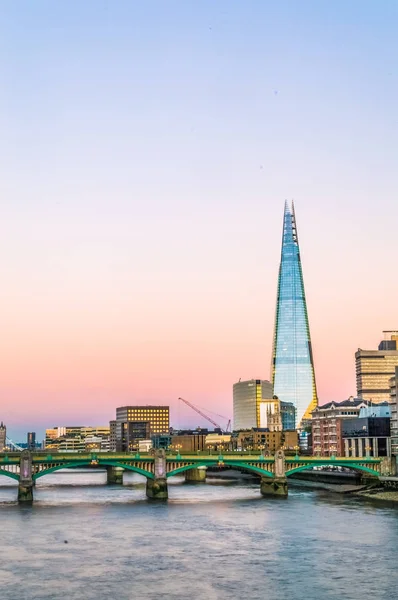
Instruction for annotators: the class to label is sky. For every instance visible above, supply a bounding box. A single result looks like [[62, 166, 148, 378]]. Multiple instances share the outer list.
[[1, 1, 397, 440]]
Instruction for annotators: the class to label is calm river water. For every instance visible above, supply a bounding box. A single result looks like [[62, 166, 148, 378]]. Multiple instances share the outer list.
[[0, 471, 397, 600]]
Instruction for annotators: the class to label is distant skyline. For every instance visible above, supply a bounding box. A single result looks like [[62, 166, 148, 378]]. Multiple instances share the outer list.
[[1, 1, 398, 439]]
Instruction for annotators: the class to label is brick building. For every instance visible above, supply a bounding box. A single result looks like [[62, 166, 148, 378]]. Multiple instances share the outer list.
[[311, 397, 368, 456]]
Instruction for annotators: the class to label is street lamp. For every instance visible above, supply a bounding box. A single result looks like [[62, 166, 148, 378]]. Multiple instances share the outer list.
[[208, 444, 213, 456], [294, 445, 300, 460], [175, 444, 182, 460], [259, 444, 265, 460], [330, 445, 337, 459], [365, 445, 372, 458]]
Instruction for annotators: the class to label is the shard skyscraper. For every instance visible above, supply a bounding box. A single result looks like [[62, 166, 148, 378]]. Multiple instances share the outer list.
[[271, 201, 318, 427]]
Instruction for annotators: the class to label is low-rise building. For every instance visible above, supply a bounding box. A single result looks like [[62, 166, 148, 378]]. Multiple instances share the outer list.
[[45, 426, 110, 452], [235, 429, 298, 454], [389, 368, 398, 461], [84, 436, 110, 452], [170, 430, 208, 453], [151, 433, 172, 449], [311, 397, 368, 456], [342, 417, 391, 458], [205, 433, 232, 450], [138, 439, 153, 453]]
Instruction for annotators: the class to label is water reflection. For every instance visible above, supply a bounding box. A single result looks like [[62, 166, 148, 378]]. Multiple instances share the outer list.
[[0, 471, 397, 600]]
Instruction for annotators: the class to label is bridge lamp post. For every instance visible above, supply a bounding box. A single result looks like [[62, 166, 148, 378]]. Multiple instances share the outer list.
[[330, 445, 337, 460], [175, 444, 182, 460], [208, 444, 213, 456], [294, 445, 300, 460], [365, 445, 372, 458]]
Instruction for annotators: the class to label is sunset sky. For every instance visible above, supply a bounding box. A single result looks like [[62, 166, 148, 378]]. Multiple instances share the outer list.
[[1, 1, 398, 439]]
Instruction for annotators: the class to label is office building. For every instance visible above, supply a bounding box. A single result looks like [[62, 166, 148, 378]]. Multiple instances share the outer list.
[[109, 420, 117, 452], [390, 368, 398, 459], [0, 422, 6, 451], [355, 331, 398, 403], [114, 405, 169, 452], [311, 397, 368, 456], [298, 430, 312, 454], [233, 380, 296, 432], [27, 432, 36, 451], [271, 202, 318, 428], [280, 401, 296, 430], [342, 416, 391, 458], [233, 379, 275, 430]]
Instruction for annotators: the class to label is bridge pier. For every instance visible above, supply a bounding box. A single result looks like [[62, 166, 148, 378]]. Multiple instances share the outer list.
[[146, 449, 168, 500], [260, 477, 288, 497], [106, 466, 124, 485], [261, 450, 288, 497], [18, 450, 34, 504], [185, 467, 207, 483]]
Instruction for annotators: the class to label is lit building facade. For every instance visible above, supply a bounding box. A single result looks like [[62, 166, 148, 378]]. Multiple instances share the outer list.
[[271, 202, 318, 428], [233, 379, 296, 431], [44, 426, 110, 451], [233, 379, 274, 430], [356, 331, 398, 403], [115, 405, 169, 452], [389, 368, 398, 459], [235, 429, 298, 453]]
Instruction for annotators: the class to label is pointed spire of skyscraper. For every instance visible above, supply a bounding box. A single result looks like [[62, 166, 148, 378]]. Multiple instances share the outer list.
[[271, 202, 318, 427]]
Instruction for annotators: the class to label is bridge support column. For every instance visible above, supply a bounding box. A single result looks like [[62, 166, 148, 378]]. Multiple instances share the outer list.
[[18, 450, 34, 504], [380, 457, 396, 477], [185, 467, 207, 483], [261, 449, 288, 497], [260, 477, 288, 497], [106, 466, 124, 485], [146, 449, 168, 500]]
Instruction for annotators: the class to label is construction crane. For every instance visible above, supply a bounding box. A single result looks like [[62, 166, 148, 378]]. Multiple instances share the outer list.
[[178, 397, 231, 432]]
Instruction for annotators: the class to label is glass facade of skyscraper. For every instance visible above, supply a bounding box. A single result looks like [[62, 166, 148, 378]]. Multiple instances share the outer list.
[[271, 202, 318, 427]]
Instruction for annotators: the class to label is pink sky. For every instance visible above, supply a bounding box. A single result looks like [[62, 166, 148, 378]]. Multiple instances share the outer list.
[[1, 2, 397, 438]]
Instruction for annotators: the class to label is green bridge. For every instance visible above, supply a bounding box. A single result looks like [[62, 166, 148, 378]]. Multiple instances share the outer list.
[[0, 449, 392, 503]]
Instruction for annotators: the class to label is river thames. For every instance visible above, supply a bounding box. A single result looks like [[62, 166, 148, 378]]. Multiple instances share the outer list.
[[0, 471, 397, 600]]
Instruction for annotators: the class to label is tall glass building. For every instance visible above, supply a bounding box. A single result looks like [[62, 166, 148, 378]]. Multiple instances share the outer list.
[[271, 201, 318, 428]]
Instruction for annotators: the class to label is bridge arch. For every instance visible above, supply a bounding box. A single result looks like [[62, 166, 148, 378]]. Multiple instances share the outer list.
[[33, 460, 154, 481], [286, 462, 380, 478], [0, 468, 19, 481], [166, 461, 274, 479]]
